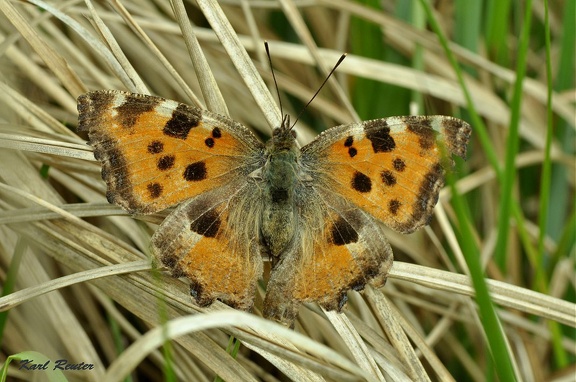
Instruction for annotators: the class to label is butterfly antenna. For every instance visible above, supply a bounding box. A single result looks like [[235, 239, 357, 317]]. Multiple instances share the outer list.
[[264, 41, 284, 119], [291, 53, 347, 129]]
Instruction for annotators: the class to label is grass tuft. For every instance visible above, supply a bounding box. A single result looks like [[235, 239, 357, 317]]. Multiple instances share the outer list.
[[0, 1, 573, 381]]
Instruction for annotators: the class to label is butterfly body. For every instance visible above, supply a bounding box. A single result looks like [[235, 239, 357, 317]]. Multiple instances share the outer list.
[[260, 118, 302, 260], [78, 90, 471, 324]]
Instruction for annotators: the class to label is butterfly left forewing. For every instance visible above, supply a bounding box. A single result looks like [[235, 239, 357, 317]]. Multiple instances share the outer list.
[[78, 90, 264, 214], [302, 115, 471, 233]]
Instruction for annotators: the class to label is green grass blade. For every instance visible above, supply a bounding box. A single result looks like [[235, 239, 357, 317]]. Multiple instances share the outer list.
[[0, 238, 26, 342], [409, 2, 425, 112], [455, 0, 482, 55], [543, 2, 574, 358], [493, 0, 532, 271], [418, 1, 519, 379], [485, 0, 512, 65], [0, 351, 68, 382], [107, 312, 133, 382], [350, 0, 410, 118], [547, 0, 575, 239], [214, 336, 242, 382], [537, 1, 554, 279]]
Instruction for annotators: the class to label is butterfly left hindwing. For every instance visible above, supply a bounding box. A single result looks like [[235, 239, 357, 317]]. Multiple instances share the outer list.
[[151, 180, 263, 310]]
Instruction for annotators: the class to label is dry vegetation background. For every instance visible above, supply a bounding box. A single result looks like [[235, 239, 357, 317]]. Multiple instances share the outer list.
[[0, 1, 574, 381]]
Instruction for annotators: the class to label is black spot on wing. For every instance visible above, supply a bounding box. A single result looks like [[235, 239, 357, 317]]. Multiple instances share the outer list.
[[393, 158, 406, 172], [351, 171, 372, 193], [381, 170, 396, 186], [157, 155, 175, 171], [147, 182, 162, 199], [364, 120, 395, 153], [205, 127, 223, 148], [147, 140, 164, 154], [190, 209, 220, 238], [331, 217, 359, 246], [408, 121, 436, 150], [183, 161, 207, 181], [388, 199, 401, 215], [163, 103, 201, 140], [344, 135, 357, 157], [116, 94, 160, 128]]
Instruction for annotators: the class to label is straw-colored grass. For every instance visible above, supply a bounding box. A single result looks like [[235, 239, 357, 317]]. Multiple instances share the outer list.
[[0, 1, 573, 381]]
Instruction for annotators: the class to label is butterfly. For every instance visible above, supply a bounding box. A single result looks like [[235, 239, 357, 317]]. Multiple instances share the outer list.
[[78, 90, 471, 324]]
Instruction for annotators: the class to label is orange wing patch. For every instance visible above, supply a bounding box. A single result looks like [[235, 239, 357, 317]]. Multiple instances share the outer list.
[[78, 90, 262, 214], [305, 116, 471, 234]]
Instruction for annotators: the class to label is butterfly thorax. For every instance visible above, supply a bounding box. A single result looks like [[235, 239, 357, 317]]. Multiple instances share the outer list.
[[260, 119, 300, 262]]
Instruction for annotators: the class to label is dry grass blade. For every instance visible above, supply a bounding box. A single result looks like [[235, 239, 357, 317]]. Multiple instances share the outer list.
[[84, 0, 148, 93], [365, 290, 430, 382], [196, 0, 280, 128], [171, 0, 228, 114], [391, 262, 575, 327], [105, 311, 375, 382], [278, 0, 358, 121], [0, 261, 150, 311], [0, 1, 84, 96], [324, 310, 385, 380]]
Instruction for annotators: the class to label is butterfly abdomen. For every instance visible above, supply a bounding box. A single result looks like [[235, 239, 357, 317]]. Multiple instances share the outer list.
[[260, 139, 301, 260]]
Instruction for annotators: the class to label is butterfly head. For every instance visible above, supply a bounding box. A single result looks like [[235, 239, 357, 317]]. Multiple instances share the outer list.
[[269, 114, 297, 151]]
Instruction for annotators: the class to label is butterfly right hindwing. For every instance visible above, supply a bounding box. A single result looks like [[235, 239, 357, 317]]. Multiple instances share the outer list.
[[263, 188, 393, 323]]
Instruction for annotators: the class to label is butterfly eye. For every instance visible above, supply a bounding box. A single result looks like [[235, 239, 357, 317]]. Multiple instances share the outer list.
[[291, 130, 297, 138]]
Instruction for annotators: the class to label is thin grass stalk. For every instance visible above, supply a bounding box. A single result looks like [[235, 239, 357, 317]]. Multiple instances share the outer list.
[[418, 0, 519, 379]]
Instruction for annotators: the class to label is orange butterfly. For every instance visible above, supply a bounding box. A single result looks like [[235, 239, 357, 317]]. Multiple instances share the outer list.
[[78, 90, 470, 324]]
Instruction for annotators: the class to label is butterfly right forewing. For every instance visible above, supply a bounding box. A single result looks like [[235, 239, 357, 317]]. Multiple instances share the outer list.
[[302, 116, 471, 233]]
